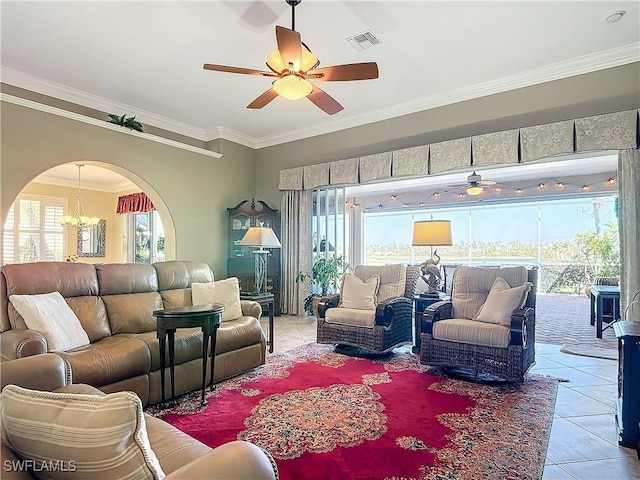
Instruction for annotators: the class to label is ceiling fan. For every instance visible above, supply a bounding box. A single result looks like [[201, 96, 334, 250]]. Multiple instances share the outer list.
[[203, 0, 379, 115], [450, 172, 497, 196]]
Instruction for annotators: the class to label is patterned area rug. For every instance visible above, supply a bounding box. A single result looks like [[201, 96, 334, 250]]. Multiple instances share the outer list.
[[149, 344, 558, 480]]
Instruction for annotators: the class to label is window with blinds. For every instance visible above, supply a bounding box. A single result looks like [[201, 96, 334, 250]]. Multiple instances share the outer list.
[[2, 195, 66, 264]]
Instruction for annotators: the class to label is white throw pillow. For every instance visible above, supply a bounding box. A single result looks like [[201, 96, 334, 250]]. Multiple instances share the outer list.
[[473, 277, 532, 327], [340, 273, 380, 310], [192, 278, 243, 321], [1, 385, 165, 480], [9, 291, 90, 352]]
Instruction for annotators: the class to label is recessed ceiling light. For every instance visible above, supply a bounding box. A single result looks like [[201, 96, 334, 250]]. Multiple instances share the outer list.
[[606, 10, 626, 23]]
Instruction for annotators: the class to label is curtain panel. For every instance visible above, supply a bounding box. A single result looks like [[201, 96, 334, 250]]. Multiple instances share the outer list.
[[618, 149, 640, 319], [281, 190, 310, 314], [116, 192, 154, 214]]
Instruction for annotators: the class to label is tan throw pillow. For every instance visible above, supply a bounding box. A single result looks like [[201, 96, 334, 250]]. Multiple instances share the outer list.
[[0, 385, 165, 480], [340, 273, 380, 310], [192, 278, 242, 321], [9, 291, 90, 352], [473, 277, 532, 327]]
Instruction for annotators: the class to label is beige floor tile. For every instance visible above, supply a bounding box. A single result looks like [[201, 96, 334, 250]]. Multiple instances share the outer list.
[[558, 457, 640, 479], [554, 387, 613, 417], [542, 465, 577, 479], [568, 384, 617, 408], [538, 367, 613, 387], [573, 364, 618, 382], [566, 414, 620, 445], [543, 353, 616, 369], [546, 418, 626, 463]]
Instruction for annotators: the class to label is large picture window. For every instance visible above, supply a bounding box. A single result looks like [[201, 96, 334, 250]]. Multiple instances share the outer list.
[[2, 195, 66, 264], [363, 195, 619, 293]]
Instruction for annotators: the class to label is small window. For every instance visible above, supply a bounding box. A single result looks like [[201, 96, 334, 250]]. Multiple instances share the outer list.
[[2, 194, 66, 264], [125, 210, 165, 264]]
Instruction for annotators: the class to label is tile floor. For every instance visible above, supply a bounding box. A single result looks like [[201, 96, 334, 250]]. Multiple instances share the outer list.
[[261, 315, 640, 480]]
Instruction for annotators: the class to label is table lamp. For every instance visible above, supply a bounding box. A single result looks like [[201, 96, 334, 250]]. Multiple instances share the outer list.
[[238, 225, 282, 294], [412, 220, 452, 295]]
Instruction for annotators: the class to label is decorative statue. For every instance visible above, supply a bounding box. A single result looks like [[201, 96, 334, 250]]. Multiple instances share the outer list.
[[419, 249, 443, 295]]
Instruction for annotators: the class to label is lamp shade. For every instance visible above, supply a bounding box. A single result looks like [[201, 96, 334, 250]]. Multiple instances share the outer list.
[[412, 220, 452, 246], [237, 227, 282, 248]]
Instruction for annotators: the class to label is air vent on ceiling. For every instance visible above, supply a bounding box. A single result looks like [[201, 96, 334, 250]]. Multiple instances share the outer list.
[[346, 30, 382, 51]]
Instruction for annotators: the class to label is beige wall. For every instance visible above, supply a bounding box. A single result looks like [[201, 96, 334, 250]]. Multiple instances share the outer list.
[[2, 63, 639, 275], [1, 102, 255, 276], [20, 182, 122, 263], [254, 63, 640, 207]]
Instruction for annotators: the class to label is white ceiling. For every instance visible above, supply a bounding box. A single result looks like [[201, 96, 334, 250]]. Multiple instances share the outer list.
[[2, 1, 638, 149], [33, 164, 137, 193]]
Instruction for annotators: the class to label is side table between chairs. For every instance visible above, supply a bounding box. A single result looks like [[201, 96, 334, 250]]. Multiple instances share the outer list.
[[154, 303, 224, 406], [589, 285, 620, 338]]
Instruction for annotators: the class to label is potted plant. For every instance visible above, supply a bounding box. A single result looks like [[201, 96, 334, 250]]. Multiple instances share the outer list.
[[296, 256, 351, 316]]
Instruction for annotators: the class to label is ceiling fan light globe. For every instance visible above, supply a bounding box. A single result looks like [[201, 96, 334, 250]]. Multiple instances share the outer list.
[[300, 49, 319, 72], [466, 185, 483, 196], [266, 50, 286, 73], [273, 75, 313, 100]]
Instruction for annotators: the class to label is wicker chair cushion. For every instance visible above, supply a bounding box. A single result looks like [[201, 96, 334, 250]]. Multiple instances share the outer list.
[[339, 274, 380, 310], [325, 307, 376, 328], [354, 264, 406, 303], [451, 266, 527, 320], [432, 318, 510, 347], [473, 277, 532, 327]]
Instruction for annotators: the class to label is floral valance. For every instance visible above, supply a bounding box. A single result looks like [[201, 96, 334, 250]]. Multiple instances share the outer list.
[[116, 192, 154, 214], [278, 108, 640, 191]]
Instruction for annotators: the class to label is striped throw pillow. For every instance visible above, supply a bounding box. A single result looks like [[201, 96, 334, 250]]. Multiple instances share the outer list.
[[0, 386, 165, 479]]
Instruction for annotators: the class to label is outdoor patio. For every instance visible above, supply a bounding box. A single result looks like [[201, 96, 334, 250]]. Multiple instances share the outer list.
[[536, 293, 618, 351]]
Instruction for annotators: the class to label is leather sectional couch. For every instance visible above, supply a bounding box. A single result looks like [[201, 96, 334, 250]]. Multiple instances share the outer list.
[[0, 260, 267, 405]]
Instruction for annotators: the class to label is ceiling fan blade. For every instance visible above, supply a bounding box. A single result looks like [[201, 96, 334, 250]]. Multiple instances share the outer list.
[[276, 26, 302, 71], [203, 64, 276, 77], [307, 86, 343, 115], [307, 62, 379, 81], [479, 180, 497, 186], [247, 88, 279, 109]]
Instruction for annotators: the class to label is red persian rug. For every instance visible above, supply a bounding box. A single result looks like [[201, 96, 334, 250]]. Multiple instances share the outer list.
[[149, 344, 558, 480]]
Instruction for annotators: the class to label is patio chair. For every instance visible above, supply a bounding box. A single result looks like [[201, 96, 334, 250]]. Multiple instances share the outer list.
[[419, 265, 538, 382], [316, 264, 420, 355]]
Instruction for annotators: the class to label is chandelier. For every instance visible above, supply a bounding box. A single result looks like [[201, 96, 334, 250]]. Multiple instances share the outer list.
[[58, 164, 100, 229]]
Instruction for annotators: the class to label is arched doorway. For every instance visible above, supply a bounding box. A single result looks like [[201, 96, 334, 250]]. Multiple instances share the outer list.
[[2, 161, 176, 264]]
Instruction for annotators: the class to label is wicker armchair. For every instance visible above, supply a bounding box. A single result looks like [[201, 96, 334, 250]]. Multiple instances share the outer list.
[[317, 264, 420, 355], [419, 266, 538, 382]]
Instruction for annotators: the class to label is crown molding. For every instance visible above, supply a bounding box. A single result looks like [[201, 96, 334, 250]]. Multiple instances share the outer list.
[[210, 126, 257, 149], [1, 93, 223, 159], [0, 66, 210, 141], [252, 42, 640, 148]]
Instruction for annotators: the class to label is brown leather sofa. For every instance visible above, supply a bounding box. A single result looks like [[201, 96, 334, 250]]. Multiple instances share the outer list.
[[0, 354, 278, 480], [0, 260, 266, 405]]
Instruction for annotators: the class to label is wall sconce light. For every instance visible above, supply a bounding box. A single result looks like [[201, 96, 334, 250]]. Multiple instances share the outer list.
[[538, 183, 546, 190], [556, 182, 564, 189], [494, 187, 502, 193], [516, 188, 523, 195], [581, 185, 589, 192], [608, 177, 617, 186]]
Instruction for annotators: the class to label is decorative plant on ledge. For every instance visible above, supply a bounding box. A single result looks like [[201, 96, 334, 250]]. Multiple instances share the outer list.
[[296, 255, 351, 316], [107, 114, 144, 132]]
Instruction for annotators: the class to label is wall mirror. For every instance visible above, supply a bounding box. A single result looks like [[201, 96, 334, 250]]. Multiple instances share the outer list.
[[77, 219, 106, 257]]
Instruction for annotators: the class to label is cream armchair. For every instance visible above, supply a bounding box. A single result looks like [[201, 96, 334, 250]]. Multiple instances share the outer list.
[[317, 264, 420, 355], [419, 266, 538, 383]]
